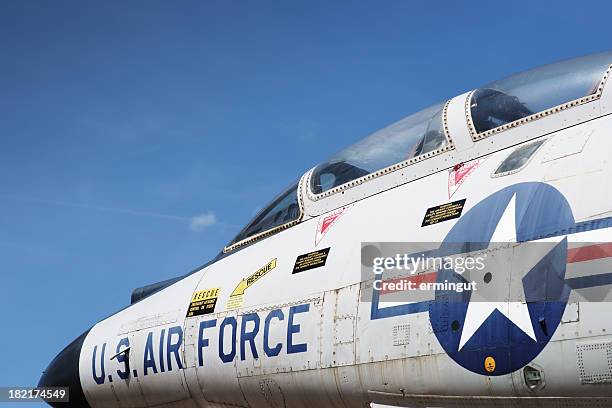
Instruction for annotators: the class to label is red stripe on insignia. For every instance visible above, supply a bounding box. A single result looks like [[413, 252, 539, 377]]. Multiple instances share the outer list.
[[380, 271, 437, 294], [567, 242, 612, 264], [376, 242, 612, 295]]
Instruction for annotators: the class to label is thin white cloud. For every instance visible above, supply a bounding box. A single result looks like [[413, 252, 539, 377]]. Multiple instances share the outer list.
[[189, 211, 217, 232], [0, 193, 227, 233], [0, 193, 188, 221]]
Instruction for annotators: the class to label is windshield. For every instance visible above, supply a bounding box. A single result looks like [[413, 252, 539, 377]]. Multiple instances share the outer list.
[[470, 51, 612, 134], [311, 102, 447, 195], [227, 182, 300, 248]]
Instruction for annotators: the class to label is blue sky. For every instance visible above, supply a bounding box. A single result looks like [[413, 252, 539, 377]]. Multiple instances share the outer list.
[[0, 0, 610, 404]]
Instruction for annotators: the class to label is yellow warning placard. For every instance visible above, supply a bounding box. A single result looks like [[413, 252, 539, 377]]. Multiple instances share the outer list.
[[186, 287, 220, 318]]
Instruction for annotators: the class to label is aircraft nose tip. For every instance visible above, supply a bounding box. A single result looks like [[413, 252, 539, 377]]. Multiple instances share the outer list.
[[38, 330, 91, 408]]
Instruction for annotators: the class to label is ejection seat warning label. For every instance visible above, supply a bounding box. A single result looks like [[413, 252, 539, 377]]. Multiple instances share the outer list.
[[292, 247, 330, 274], [186, 287, 220, 317], [421, 199, 466, 227]]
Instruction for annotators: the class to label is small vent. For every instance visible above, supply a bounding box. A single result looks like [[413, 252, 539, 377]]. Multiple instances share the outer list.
[[392, 324, 410, 346]]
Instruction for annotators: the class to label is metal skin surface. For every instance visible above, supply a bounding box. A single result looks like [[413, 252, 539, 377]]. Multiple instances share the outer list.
[[41, 55, 612, 407]]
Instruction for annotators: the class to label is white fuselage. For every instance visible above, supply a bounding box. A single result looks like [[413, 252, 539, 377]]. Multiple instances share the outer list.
[[74, 67, 612, 408]]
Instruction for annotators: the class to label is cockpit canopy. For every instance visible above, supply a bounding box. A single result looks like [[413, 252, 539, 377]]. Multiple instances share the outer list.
[[470, 51, 611, 134], [225, 51, 612, 252], [225, 182, 301, 251], [310, 101, 448, 195]]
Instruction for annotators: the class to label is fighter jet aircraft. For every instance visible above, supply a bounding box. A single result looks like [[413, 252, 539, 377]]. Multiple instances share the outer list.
[[40, 51, 612, 408]]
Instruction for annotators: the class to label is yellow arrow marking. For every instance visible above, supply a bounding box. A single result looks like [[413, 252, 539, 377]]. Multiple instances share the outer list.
[[231, 279, 248, 297], [230, 258, 277, 297]]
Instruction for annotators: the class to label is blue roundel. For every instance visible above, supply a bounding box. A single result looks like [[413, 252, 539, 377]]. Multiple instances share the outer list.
[[429, 182, 574, 376]]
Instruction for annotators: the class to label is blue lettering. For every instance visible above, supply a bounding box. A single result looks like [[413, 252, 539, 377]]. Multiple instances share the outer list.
[[198, 319, 217, 366], [219, 317, 237, 363], [240, 313, 260, 360], [166, 326, 184, 371], [159, 328, 166, 373], [264, 309, 284, 357], [143, 332, 158, 375], [92, 343, 106, 385], [115, 338, 130, 380], [287, 304, 309, 354]]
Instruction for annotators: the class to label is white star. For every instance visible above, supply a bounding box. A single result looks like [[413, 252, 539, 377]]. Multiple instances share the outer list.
[[458, 194, 538, 350]]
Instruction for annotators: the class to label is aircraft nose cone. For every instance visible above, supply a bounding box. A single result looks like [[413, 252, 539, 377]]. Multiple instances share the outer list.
[[38, 330, 91, 408]]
